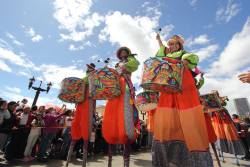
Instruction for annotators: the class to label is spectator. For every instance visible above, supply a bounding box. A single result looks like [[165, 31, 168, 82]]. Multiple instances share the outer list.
[[16, 98, 28, 111], [0, 101, 17, 150], [5, 106, 34, 161], [238, 70, 250, 83], [31, 105, 38, 114], [0, 98, 10, 127], [38, 106, 45, 116], [88, 128, 96, 156], [23, 112, 44, 162], [243, 117, 250, 157], [95, 120, 104, 154], [54, 109, 74, 160], [37, 104, 66, 162]]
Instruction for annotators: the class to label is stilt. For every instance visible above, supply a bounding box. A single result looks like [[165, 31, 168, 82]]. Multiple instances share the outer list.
[[65, 139, 76, 167], [82, 140, 88, 167], [220, 150, 225, 163], [108, 144, 114, 167], [234, 154, 240, 166], [211, 143, 221, 167], [123, 141, 131, 167]]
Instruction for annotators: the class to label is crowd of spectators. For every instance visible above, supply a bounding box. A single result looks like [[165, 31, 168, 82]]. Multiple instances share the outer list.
[[0, 98, 149, 163]]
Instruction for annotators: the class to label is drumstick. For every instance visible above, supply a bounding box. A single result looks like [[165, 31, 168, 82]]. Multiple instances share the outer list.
[[158, 28, 161, 35]]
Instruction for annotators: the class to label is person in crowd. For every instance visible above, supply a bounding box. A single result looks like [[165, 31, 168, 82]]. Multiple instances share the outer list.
[[0, 98, 10, 128], [95, 120, 103, 154], [23, 112, 44, 162], [74, 138, 83, 158], [232, 114, 250, 160], [54, 109, 74, 160], [238, 70, 250, 83], [88, 128, 96, 156], [16, 98, 28, 111], [38, 106, 45, 115], [30, 105, 38, 114], [0, 101, 17, 150], [37, 104, 66, 162], [5, 105, 34, 161], [243, 117, 250, 154]]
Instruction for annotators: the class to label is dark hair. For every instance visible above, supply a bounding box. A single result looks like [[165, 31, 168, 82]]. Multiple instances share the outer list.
[[232, 114, 239, 119], [64, 110, 72, 116], [243, 117, 250, 124]]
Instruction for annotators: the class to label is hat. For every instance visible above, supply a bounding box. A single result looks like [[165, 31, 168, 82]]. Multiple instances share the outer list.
[[166, 35, 185, 46], [211, 90, 218, 94], [86, 63, 96, 70], [116, 47, 131, 61], [8, 101, 19, 106]]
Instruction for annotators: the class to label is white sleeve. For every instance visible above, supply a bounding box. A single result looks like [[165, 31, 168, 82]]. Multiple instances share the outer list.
[[4, 110, 10, 119]]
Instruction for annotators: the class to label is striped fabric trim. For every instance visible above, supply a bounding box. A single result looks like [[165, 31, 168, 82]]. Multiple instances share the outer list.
[[157, 104, 201, 112]]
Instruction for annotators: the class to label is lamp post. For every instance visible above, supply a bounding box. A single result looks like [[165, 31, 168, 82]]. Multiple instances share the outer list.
[[141, 110, 147, 120], [28, 76, 52, 106]]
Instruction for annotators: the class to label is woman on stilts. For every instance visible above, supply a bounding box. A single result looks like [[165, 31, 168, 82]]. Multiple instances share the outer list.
[[153, 34, 213, 166], [66, 63, 97, 167], [103, 47, 139, 167]]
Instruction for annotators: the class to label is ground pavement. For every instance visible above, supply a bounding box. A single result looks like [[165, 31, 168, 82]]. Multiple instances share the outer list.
[[0, 148, 249, 167]]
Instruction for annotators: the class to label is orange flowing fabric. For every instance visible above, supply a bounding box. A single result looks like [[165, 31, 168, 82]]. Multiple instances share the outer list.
[[71, 89, 91, 140], [154, 69, 209, 153], [147, 109, 156, 133], [204, 113, 217, 143], [103, 76, 136, 145], [212, 111, 239, 141]]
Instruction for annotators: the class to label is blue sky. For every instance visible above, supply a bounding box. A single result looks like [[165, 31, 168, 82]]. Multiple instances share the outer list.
[[0, 0, 250, 114]]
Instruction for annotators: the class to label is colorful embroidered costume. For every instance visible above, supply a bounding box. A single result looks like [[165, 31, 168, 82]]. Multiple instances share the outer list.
[[211, 91, 245, 156], [69, 63, 96, 167], [102, 47, 138, 167], [152, 35, 213, 166]]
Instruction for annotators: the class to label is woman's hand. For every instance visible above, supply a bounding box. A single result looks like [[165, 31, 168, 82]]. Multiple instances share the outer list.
[[104, 65, 108, 68], [156, 34, 161, 41]]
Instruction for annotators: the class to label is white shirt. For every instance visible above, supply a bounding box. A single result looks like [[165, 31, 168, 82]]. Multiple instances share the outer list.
[[65, 116, 72, 127], [20, 113, 29, 125], [89, 132, 95, 142], [29, 119, 43, 135]]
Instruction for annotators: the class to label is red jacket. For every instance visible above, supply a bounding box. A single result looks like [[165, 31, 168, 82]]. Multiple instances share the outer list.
[[13, 113, 34, 134]]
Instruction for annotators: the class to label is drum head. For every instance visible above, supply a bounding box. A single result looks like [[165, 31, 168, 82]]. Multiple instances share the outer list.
[[138, 103, 157, 111]]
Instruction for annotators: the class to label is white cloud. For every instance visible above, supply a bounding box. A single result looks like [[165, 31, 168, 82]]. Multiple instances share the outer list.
[[0, 91, 33, 104], [186, 34, 212, 48], [19, 52, 26, 57], [204, 24, 213, 29], [98, 4, 172, 86], [0, 60, 11, 72], [0, 39, 12, 51], [69, 44, 84, 51], [84, 41, 91, 46], [215, 0, 241, 23], [54, 0, 104, 42], [142, 2, 150, 7], [31, 35, 43, 42], [25, 28, 35, 37], [210, 17, 250, 76], [189, 0, 197, 6], [5, 86, 21, 93], [191, 45, 219, 62], [6, 32, 24, 46], [48, 35, 51, 38], [39, 64, 85, 89], [89, 55, 99, 60], [19, 71, 31, 77]]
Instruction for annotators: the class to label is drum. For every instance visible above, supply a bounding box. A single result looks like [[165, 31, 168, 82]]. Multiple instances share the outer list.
[[58, 77, 86, 103], [140, 57, 184, 93], [200, 93, 223, 111], [88, 68, 121, 100], [136, 91, 159, 111]]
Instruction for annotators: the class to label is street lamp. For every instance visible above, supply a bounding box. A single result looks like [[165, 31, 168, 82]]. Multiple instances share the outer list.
[[28, 76, 52, 106], [141, 110, 147, 120]]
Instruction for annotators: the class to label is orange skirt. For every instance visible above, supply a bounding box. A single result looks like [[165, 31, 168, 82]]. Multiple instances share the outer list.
[[147, 109, 156, 133], [71, 88, 94, 140], [204, 113, 217, 143], [154, 69, 209, 153], [103, 76, 136, 145]]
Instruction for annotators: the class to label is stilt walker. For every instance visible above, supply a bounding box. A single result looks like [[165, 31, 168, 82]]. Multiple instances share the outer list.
[[211, 90, 246, 166], [195, 73, 221, 167], [66, 62, 99, 167], [151, 34, 213, 166], [103, 47, 139, 167]]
